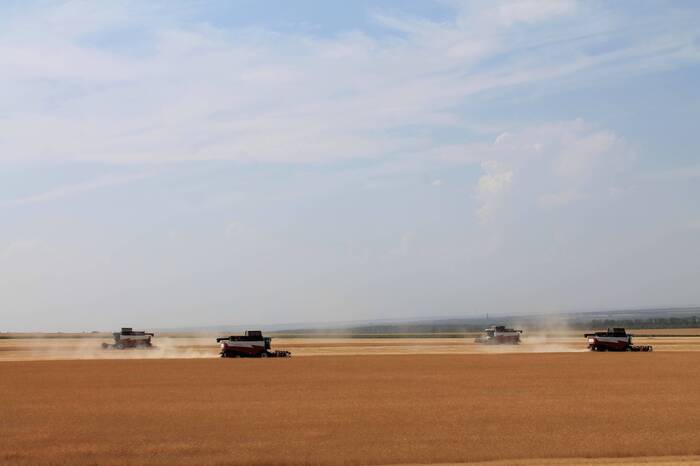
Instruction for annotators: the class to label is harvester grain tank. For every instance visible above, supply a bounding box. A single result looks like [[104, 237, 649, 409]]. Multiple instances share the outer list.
[[102, 328, 155, 349], [584, 328, 652, 352], [217, 330, 291, 358], [474, 325, 522, 344]]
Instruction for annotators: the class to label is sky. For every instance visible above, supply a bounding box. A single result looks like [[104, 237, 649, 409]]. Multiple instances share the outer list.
[[1, 0, 699, 332]]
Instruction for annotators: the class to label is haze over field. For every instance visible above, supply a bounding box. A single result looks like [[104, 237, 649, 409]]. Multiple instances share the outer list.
[[1, 0, 700, 331]]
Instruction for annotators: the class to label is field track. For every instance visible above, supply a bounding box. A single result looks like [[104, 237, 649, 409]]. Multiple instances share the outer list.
[[2, 353, 700, 465]]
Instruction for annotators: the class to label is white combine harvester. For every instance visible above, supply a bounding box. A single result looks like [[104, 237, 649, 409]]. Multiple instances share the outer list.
[[584, 328, 652, 352], [102, 328, 155, 350], [217, 330, 291, 358], [474, 325, 523, 345]]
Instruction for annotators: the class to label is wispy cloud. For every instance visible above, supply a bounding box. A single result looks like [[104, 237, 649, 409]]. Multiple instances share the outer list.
[[0, 1, 697, 165], [0, 172, 148, 206], [453, 119, 628, 218]]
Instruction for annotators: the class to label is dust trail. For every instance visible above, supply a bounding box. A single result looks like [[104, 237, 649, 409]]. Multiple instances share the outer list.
[[0, 336, 220, 361], [472, 316, 587, 354], [472, 339, 586, 354], [519, 335, 587, 353], [518, 316, 588, 353]]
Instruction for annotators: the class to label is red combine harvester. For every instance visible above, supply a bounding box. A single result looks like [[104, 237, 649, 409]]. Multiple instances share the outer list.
[[584, 328, 652, 352], [217, 330, 291, 358], [102, 328, 155, 349], [474, 325, 523, 344]]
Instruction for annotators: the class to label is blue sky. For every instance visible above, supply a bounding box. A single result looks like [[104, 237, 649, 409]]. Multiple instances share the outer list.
[[1, 0, 699, 331]]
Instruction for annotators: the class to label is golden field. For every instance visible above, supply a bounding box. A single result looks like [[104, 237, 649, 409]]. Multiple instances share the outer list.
[[2, 350, 700, 465]]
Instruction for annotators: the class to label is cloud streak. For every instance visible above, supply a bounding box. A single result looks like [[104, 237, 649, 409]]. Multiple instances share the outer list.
[[0, 1, 697, 165], [0, 172, 148, 207]]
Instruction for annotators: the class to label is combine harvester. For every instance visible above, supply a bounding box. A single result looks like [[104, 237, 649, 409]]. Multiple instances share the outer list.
[[102, 328, 155, 350], [585, 328, 653, 352], [217, 330, 291, 358], [474, 325, 523, 345]]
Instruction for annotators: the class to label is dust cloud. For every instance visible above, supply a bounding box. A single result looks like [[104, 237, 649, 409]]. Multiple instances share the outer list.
[[0, 336, 219, 361], [473, 317, 586, 354]]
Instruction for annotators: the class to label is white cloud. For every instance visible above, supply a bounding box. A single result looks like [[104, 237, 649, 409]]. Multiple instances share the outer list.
[[494, 132, 510, 145], [475, 160, 513, 221], [0, 1, 697, 165], [461, 119, 628, 218], [552, 126, 619, 177]]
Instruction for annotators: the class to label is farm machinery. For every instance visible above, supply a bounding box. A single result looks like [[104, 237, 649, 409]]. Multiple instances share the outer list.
[[474, 325, 523, 344], [217, 330, 291, 358], [584, 328, 653, 352], [102, 328, 155, 350]]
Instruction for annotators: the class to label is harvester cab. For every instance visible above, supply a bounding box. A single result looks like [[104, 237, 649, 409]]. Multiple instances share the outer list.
[[584, 328, 652, 352], [102, 327, 155, 350], [217, 330, 290, 358]]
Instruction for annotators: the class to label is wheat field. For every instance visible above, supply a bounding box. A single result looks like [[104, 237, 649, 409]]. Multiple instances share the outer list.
[[2, 352, 700, 465]]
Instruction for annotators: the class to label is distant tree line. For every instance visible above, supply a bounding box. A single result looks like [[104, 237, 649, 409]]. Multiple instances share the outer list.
[[282, 315, 700, 336], [584, 315, 699, 329]]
